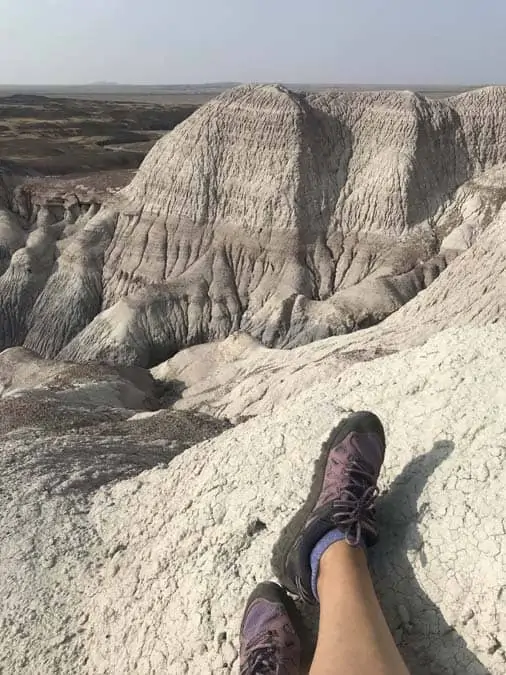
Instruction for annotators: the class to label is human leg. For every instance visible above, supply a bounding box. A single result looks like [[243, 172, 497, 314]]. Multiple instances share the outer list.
[[310, 543, 409, 675], [271, 411, 410, 675]]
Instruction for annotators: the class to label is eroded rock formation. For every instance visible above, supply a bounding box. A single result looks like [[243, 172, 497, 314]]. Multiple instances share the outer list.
[[157, 194, 506, 420], [1, 85, 506, 364]]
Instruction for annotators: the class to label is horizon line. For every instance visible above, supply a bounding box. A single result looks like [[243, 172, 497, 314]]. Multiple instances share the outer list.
[[0, 81, 499, 89]]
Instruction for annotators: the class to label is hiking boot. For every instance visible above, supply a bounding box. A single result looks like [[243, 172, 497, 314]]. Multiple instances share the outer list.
[[271, 411, 386, 604], [239, 581, 301, 674]]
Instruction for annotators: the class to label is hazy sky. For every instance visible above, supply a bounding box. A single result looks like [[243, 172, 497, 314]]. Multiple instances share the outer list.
[[1, 0, 505, 85]]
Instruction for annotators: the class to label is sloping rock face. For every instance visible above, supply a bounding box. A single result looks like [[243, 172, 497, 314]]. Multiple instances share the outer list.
[[1, 326, 505, 674], [154, 197, 506, 420], [0, 171, 120, 352], [1, 86, 506, 364], [0, 348, 231, 673]]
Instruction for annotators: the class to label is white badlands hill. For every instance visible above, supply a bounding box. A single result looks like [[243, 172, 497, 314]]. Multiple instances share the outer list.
[[0, 85, 505, 362]]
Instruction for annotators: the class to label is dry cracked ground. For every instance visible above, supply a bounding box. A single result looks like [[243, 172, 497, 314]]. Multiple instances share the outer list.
[[0, 84, 505, 674]]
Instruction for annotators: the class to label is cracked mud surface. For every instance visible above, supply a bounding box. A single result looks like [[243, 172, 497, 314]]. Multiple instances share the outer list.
[[1, 326, 505, 673]]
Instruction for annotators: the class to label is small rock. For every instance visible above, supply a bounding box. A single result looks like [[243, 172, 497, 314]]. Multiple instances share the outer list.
[[221, 641, 238, 666], [216, 631, 227, 647], [42, 554, 57, 569], [462, 609, 475, 625], [246, 519, 267, 537], [487, 635, 501, 655]]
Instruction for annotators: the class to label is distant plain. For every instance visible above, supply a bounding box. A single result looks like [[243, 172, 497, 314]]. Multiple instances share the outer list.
[[0, 84, 482, 179], [0, 82, 480, 102]]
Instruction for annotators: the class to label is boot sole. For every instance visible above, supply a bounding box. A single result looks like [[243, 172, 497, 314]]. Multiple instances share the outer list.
[[270, 411, 385, 598]]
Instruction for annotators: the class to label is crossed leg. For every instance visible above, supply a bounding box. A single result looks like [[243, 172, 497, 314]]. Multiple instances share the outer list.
[[310, 542, 410, 675]]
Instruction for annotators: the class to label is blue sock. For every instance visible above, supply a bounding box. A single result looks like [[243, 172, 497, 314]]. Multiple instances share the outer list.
[[310, 529, 365, 601]]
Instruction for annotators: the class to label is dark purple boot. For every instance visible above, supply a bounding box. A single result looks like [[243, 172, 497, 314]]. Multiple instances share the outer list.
[[239, 582, 301, 674], [271, 411, 386, 604]]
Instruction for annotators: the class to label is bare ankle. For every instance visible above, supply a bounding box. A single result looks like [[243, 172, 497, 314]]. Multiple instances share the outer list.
[[318, 540, 367, 590]]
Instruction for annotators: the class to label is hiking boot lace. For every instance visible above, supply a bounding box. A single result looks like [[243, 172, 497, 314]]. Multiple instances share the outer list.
[[329, 454, 379, 546], [240, 628, 297, 675]]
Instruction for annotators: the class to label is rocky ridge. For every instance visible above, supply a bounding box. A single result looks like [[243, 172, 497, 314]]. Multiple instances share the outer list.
[[1, 85, 506, 363], [157, 193, 506, 420]]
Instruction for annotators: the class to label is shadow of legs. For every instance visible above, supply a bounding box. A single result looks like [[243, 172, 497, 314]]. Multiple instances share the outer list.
[[370, 440, 490, 675]]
